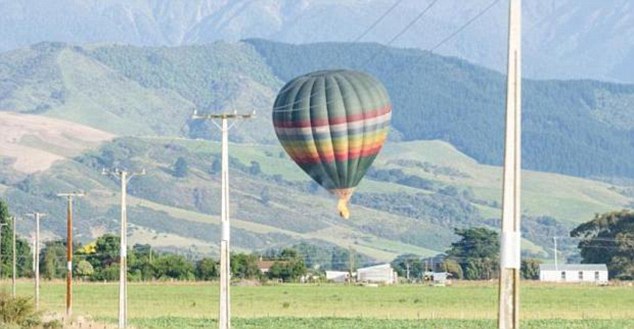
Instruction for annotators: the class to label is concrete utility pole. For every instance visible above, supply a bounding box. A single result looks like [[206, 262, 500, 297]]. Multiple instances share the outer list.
[[553, 236, 558, 271], [103, 168, 145, 329], [192, 110, 254, 329], [57, 192, 84, 318], [28, 212, 46, 311], [348, 246, 356, 284], [0, 222, 7, 279], [498, 0, 522, 328], [12, 216, 17, 297]]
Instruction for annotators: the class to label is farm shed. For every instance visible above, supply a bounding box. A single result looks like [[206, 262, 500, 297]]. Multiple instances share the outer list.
[[539, 264, 608, 283], [326, 271, 350, 283], [356, 264, 398, 284]]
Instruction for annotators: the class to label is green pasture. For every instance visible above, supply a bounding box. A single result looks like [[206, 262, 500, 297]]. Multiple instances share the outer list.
[[3, 280, 633, 328], [124, 317, 632, 329]]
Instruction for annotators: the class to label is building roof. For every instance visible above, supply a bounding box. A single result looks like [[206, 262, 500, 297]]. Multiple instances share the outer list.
[[357, 264, 392, 272], [539, 264, 607, 271], [256, 260, 277, 270]]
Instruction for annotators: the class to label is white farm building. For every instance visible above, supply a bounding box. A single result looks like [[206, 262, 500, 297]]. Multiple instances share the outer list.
[[325, 271, 350, 283], [539, 264, 608, 283], [326, 264, 398, 284], [356, 264, 398, 284]]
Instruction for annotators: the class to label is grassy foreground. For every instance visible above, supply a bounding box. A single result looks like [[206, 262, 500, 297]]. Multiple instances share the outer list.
[[4, 280, 633, 328], [123, 317, 632, 329]]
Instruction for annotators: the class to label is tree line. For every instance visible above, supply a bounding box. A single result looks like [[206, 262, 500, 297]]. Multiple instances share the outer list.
[[18, 233, 311, 283], [391, 210, 634, 281], [3, 195, 631, 282]]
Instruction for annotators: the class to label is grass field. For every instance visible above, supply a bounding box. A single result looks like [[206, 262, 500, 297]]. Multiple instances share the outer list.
[[3, 280, 633, 328]]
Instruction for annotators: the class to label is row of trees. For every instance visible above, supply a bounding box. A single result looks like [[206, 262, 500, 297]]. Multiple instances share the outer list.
[[391, 227, 542, 281], [36, 234, 308, 282], [3, 195, 631, 281]]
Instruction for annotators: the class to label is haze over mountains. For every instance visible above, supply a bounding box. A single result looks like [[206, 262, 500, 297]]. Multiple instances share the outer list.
[[1, 0, 633, 82]]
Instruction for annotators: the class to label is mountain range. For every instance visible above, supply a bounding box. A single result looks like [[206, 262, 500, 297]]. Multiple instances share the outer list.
[[1, 0, 632, 82]]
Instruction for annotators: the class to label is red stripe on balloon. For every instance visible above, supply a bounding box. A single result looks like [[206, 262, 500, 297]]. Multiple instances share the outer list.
[[291, 144, 385, 164]]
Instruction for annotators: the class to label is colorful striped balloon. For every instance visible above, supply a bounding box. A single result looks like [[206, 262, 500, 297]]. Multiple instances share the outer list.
[[272, 69, 391, 218]]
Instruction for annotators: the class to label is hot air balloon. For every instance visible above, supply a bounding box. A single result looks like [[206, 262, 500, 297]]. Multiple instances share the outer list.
[[272, 69, 391, 219]]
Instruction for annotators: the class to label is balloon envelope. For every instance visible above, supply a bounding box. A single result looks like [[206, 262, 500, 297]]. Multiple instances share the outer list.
[[272, 69, 391, 218]]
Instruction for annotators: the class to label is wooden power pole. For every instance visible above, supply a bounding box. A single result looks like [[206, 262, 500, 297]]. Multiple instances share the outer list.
[[192, 110, 253, 329], [57, 192, 84, 319], [498, 0, 522, 328]]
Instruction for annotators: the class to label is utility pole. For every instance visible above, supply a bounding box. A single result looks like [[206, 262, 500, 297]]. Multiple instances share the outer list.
[[0, 222, 7, 279], [405, 262, 411, 282], [348, 246, 355, 284], [12, 216, 17, 297], [192, 110, 254, 329], [553, 236, 558, 271], [103, 168, 145, 329], [28, 212, 46, 311], [57, 192, 84, 319], [498, 0, 522, 328]]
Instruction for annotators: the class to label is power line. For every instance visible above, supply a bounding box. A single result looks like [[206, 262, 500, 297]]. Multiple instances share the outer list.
[[385, 0, 439, 47], [351, 0, 406, 43], [247, 0, 499, 115], [429, 0, 502, 52], [263, 0, 438, 113]]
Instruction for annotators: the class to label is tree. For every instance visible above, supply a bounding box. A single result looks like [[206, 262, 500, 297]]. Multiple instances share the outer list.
[[446, 227, 499, 280], [128, 244, 155, 281], [267, 248, 307, 282], [85, 234, 120, 280], [521, 258, 542, 280], [391, 254, 424, 281], [249, 161, 261, 175], [230, 253, 260, 279], [173, 156, 189, 178], [0, 201, 10, 276], [40, 240, 66, 280], [441, 258, 463, 280], [0, 202, 32, 278], [153, 254, 195, 280], [195, 258, 218, 280], [75, 260, 94, 280], [210, 158, 221, 174], [571, 210, 634, 280]]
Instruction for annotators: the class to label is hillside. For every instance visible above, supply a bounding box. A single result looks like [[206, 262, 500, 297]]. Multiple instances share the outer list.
[[247, 39, 634, 179], [1, 40, 633, 263], [1, 41, 633, 179], [0, 42, 279, 143], [0, 0, 632, 82], [0, 112, 113, 174], [2, 131, 630, 262]]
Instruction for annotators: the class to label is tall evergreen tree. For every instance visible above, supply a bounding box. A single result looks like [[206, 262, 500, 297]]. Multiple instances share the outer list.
[[571, 210, 634, 280], [446, 227, 499, 280], [0, 200, 32, 278]]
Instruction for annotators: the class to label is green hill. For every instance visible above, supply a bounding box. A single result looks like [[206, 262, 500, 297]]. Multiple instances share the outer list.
[[246, 39, 634, 179], [1, 40, 633, 263], [3, 134, 630, 262], [3, 40, 634, 178]]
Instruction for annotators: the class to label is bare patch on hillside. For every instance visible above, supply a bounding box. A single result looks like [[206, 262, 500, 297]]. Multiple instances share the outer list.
[[0, 112, 114, 173]]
